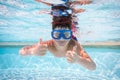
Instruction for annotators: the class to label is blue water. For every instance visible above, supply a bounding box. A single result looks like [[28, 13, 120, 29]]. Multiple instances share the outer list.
[[0, 0, 120, 42], [0, 46, 120, 80], [0, 0, 120, 80]]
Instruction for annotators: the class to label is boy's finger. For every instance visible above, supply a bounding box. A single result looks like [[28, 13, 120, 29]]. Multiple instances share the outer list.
[[40, 50, 47, 53], [40, 38, 42, 43], [41, 44, 48, 48], [67, 57, 72, 61], [40, 46, 48, 50], [66, 51, 74, 58], [67, 57, 74, 63], [72, 45, 77, 52], [39, 38, 47, 47], [37, 38, 42, 45]]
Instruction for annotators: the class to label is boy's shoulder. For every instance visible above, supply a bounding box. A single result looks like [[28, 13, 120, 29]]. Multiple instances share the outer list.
[[69, 39, 78, 44], [40, 39, 54, 44], [68, 39, 81, 47]]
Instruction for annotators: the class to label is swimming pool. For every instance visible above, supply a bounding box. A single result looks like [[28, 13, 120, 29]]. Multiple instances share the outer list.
[[0, 0, 120, 80], [0, 46, 120, 80]]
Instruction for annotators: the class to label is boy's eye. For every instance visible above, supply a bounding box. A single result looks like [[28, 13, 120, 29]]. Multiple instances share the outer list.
[[53, 32, 60, 38], [64, 32, 71, 38]]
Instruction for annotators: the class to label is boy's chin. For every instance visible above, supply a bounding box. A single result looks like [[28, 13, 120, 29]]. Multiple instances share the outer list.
[[54, 40, 70, 47], [58, 43, 66, 46], [57, 41, 68, 46]]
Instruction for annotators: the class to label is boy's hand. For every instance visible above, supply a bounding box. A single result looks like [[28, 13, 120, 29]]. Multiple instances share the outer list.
[[80, 0, 92, 5], [66, 45, 78, 63], [35, 0, 42, 2], [19, 46, 34, 55], [31, 38, 48, 56]]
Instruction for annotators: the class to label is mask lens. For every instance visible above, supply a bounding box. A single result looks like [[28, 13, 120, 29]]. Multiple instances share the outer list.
[[52, 10, 60, 16], [64, 31, 71, 39], [53, 32, 60, 38], [52, 31, 60, 39]]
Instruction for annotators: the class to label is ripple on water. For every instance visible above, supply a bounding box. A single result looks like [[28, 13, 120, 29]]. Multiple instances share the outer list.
[[0, 68, 119, 80]]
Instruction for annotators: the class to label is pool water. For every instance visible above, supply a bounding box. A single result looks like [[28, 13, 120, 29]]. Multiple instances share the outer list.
[[0, 0, 120, 80], [0, 46, 120, 80]]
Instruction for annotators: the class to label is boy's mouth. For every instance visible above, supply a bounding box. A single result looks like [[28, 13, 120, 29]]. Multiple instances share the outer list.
[[57, 41, 67, 46]]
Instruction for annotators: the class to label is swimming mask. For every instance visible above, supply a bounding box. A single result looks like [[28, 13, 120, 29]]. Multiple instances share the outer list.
[[51, 30, 72, 40], [51, 10, 69, 16]]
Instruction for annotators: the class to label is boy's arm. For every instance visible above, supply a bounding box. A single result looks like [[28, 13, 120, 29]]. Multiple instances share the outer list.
[[38, 9, 51, 14], [72, 8, 85, 14], [19, 45, 36, 55], [35, 0, 52, 6], [70, 0, 92, 5], [66, 41, 96, 70], [19, 39, 48, 56], [76, 43, 96, 70]]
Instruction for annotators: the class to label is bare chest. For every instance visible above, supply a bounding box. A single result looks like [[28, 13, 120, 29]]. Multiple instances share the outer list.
[[49, 49, 67, 57]]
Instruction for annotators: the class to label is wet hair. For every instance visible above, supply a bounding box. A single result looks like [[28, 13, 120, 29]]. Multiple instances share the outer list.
[[52, 14, 72, 24], [52, 6, 68, 11], [53, 15, 71, 21], [51, 3, 72, 30], [52, 16, 72, 30], [52, 4, 69, 11], [52, 24, 71, 30]]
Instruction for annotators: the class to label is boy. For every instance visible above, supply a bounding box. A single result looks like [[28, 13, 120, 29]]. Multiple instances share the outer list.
[[19, 24, 96, 70]]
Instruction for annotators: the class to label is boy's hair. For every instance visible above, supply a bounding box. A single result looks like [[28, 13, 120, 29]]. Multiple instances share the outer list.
[[53, 15, 71, 21], [52, 21, 71, 30], [52, 4, 69, 11], [52, 15, 72, 30], [51, 4, 72, 30], [52, 24, 71, 30], [52, 6, 68, 11]]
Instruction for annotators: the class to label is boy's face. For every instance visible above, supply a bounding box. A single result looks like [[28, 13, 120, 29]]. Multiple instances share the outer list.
[[51, 27, 72, 46]]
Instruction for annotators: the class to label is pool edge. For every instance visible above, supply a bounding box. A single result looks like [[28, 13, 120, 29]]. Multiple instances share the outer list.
[[0, 41, 120, 47]]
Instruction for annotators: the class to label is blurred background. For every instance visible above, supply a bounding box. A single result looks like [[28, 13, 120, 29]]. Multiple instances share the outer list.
[[0, 0, 120, 80], [0, 0, 120, 43]]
